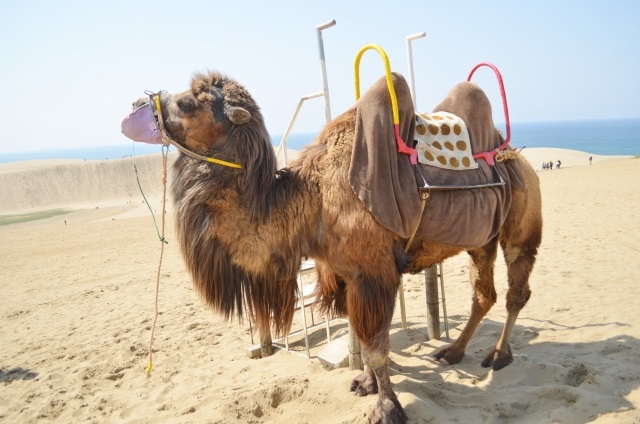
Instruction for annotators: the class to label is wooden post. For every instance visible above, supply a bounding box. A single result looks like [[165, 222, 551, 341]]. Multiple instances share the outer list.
[[348, 322, 363, 370], [398, 277, 407, 329], [425, 265, 440, 340]]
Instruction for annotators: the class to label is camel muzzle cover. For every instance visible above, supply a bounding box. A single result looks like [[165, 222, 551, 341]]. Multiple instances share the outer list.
[[121, 102, 163, 144]]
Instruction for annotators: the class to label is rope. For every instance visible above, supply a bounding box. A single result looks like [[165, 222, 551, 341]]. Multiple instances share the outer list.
[[145, 145, 169, 376], [133, 162, 168, 244], [495, 149, 520, 162], [404, 191, 430, 252]]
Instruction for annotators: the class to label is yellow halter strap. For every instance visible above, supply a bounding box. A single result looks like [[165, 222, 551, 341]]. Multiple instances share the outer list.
[[152, 94, 242, 169]]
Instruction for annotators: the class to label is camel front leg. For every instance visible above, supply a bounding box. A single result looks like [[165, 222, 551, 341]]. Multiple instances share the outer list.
[[347, 270, 406, 423], [363, 347, 407, 424], [258, 324, 274, 358], [350, 335, 406, 423]]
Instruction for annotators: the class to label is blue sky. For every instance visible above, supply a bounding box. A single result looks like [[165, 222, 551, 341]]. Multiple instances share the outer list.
[[1, 0, 638, 154]]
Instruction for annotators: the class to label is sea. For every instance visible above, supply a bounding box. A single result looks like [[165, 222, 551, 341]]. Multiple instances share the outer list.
[[1, 118, 638, 164]]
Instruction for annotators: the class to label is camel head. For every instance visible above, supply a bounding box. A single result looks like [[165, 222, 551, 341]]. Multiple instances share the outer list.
[[125, 71, 279, 220], [157, 72, 268, 160], [126, 71, 277, 178]]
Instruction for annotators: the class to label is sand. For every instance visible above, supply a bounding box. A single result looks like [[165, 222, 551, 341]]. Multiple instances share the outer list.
[[1, 148, 639, 423]]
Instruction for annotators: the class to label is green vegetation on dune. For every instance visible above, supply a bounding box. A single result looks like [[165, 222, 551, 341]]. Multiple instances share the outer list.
[[0, 209, 72, 227]]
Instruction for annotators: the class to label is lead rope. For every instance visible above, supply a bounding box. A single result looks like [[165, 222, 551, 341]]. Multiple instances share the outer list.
[[404, 191, 430, 252], [145, 145, 169, 376]]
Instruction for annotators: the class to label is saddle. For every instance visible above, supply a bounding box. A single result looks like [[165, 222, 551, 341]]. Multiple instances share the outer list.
[[348, 74, 525, 247]]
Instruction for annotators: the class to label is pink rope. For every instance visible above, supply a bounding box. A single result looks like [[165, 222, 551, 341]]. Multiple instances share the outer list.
[[467, 63, 511, 151]]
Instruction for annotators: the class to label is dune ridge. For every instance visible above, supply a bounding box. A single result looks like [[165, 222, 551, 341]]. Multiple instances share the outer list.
[[0, 147, 623, 215]]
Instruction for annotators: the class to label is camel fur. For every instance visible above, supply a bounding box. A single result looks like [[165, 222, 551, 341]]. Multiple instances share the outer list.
[[135, 70, 542, 424]]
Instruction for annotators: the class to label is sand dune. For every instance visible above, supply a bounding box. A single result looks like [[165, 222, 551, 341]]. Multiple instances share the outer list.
[[1, 149, 639, 423], [0, 148, 304, 215], [0, 154, 170, 214]]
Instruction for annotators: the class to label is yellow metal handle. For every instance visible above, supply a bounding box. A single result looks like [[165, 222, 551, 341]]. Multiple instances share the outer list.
[[353, 44, 418, 165], [354, 44, 400, 125]]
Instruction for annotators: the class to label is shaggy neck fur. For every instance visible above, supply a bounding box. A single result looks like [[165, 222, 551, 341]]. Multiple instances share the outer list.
[[170, 84, 322, 335]]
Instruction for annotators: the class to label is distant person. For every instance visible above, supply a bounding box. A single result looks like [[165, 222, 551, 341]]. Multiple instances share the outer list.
[[556, 160, 561, 169], [549, 161, 553, 170], [589, 156, 592, 165]]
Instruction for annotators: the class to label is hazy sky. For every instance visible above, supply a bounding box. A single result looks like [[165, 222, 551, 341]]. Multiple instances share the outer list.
[[1, 0, 638, 154]]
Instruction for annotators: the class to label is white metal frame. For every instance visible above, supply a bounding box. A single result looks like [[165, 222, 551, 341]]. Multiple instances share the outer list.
[[271, 21, 338, 358], [276, 20, 336, 168]]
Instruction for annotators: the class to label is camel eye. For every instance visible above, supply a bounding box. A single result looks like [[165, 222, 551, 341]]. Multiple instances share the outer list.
[[178, 99, 197, 113]]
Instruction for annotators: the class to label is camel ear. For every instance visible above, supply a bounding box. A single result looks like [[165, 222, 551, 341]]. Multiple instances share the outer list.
[[227, 106, 251, 124]]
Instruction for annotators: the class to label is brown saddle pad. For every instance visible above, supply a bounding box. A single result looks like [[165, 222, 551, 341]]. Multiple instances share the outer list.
[[417, 82, 525, 247], [349, 76, 525, 247]]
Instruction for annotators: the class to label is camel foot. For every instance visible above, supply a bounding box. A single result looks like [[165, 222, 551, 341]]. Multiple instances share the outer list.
[[433, 346, 465, 365], [481, 345, 513, 370], [350, 370, 378, 396], [369, 395, 407, 424]]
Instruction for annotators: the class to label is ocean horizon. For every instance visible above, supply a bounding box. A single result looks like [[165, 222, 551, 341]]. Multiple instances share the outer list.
[[1, 118, 638, 164]]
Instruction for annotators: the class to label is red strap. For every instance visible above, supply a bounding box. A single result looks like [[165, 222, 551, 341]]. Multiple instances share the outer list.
[[394, 124, 418, 165], [473, 150, 496, 166], [467, 63, 511, 165]]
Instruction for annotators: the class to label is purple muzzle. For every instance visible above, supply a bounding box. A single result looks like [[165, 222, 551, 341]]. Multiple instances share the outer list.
[[121, 102, 163, 144]]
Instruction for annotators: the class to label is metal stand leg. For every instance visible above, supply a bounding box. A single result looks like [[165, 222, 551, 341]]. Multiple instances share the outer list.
[[425, 265, 440, 340]]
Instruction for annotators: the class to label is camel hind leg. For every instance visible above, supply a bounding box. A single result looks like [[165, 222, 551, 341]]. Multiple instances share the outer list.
[[434, 237, 499, 365], [483, 163, 542, 370], [481, 243, 537, 369]]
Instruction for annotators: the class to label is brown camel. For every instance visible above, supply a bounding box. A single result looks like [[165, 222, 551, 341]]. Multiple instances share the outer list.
[[125, 70, 542, 424]]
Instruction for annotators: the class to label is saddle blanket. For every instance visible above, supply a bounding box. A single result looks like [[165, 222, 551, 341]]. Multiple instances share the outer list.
[[415, 112, 478, 170]]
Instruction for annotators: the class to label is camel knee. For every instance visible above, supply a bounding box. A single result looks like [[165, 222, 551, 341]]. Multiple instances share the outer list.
[[504, 246, 537, 273], [363, 348, 388, 368], [473, 286, 497, 312], [503, 246, 535, 312], [506, 286, 531, 312]]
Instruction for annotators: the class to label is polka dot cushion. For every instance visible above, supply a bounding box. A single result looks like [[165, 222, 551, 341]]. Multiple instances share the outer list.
[[415, 112, 478, 170]]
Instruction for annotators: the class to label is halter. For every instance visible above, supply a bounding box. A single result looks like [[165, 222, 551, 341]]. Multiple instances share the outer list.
[[150, 92, 242, 169]]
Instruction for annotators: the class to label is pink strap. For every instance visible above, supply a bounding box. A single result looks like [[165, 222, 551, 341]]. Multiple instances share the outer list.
[[394, 124, 418, 165], [467, 63, 511, 165]]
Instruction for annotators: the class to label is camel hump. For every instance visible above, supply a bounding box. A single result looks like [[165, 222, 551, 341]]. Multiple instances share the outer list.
[[434, 81, 493, 127], [357, 72, 412, 112], [349, 71, 421, 239]]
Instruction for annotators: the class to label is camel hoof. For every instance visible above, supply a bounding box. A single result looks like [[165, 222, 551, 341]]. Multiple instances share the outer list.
[[433, 346, 464, 365], [481, 346, 513, 370], [369, 396, 407, 424], [350, 371, 378, 396]]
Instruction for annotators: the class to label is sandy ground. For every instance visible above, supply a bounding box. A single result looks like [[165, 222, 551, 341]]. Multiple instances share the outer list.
[[1, 148, 639, 423]]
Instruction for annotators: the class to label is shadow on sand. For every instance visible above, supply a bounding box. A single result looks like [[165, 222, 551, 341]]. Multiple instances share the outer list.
[[0, 367, 39, 383], [387, 317, 640, 422]]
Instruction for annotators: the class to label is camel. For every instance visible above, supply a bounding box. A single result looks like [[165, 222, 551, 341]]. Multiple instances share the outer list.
[[123, 70, 542, 424]]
